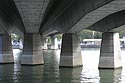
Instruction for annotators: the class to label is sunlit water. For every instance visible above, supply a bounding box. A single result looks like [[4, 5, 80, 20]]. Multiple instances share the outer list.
[[0, 48, 125, 83]]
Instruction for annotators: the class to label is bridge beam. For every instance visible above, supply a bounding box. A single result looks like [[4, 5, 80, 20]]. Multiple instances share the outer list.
[[99, 32, 122, 69], [21, 33, 44, 65], [0, 34, 14, 63], [60, 33, 82, 67]]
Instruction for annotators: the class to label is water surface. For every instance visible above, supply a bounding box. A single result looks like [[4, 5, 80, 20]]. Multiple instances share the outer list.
[[0, 48, 125, 83]]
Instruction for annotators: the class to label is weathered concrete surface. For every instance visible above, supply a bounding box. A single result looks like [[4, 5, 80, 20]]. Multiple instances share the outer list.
[[0, 0, 124, 36], [21, 33, 44, 65], [0, 0, 24, 36], [0, 34, 14, 63], [69, 0, 125, 33], [40, 0, 125, 36], [60, 33, 82, 67], [99, 32, 122, 69], [88, 10, 125, 32], [41, 0, 121, 36], [14, 0, 50, 33]]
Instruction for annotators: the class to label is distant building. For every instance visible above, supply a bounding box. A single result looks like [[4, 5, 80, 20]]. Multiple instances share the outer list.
[[81, 39, 125, 48]]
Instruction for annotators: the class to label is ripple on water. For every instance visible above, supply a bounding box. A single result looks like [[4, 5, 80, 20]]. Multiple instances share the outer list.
[[0, 49, 125, 83]]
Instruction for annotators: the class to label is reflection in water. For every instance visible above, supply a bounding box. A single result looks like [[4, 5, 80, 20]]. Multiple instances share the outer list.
[[120, 49, 125, 83], [0, 64, 14, 83], [19, 65, 44, 83], [42, 50, 60, 83], [0, 49, 125, 82], [114, 69, 122, 83], [60, 67, 82, 83], [81, 68, 100, 83], [81, 48, 100, 83], [99, 69, 122, 83], [13, 49, 21, 83], [121, 68, 125, 82]]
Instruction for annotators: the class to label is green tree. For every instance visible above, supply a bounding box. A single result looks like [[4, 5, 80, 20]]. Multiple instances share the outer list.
[[94, 31, 102, 39], [11, 34, 20, 41], [119, 30, 125, 38], [56, 34, 62, 41], [78, 30, 92, 40], [78, 30, 102, 40]]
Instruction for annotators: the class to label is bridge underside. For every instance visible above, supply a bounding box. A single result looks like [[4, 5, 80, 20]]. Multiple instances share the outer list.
[[0, 0, 124, 35], [0, 0, 123, 68]]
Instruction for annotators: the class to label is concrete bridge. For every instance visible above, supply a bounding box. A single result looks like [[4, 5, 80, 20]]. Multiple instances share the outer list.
[[0, 0, 124, 69]]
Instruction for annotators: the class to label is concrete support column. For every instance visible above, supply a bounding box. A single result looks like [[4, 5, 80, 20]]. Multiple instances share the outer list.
[[41, 37, 48, 50], [51, 36, 58, 50], [19, 39, 23, 50], [0, 34, 14, 63], [99, 32, 122, 69], [21, 33, 44, 65], [60, 33, 82, 67]]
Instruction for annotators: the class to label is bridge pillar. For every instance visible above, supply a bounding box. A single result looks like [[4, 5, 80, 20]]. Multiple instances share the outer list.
[[21, 33, 44, 65], [0, 34, 14, 63], [60, 33, 82, 67], [19, 39, 23, 50], [99, 32, 122, 69], [51, 36, 58, 50], [41, 37, 48, 50]]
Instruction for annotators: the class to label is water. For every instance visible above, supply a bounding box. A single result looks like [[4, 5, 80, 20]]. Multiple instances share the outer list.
[[0, 48, 125, 83]]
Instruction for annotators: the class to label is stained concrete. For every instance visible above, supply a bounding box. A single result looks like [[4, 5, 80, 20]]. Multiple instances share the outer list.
[[60, 33, 82, 67], [0, 34, 14, 63], [21, 33, 44, 65], [99, 32, 122, 69]]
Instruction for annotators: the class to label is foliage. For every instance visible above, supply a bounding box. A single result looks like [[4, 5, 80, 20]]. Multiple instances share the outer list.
[[78, 30, 102, 40], [56, 34, 62, 41], [11, 34, 20, 41], [10, 30, 125, 42], [47, 36, 51, 43], [119, 30, 125, 38]]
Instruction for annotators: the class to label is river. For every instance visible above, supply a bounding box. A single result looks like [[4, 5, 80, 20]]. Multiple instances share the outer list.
[[0, 48, 125, 83]]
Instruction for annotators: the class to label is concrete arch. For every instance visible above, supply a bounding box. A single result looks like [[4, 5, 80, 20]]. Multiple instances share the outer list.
[[88, 10, 125, 32]]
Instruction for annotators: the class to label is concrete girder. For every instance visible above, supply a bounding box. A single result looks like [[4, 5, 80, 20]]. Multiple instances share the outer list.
[[69, 0, 125, 33], [40, 0, 75, 35], [40, 0, 115, 36], [99, 32, 122, 68], [0, 0, 25, 35], [14, 0, 50, 33], [88, 10, 125, 32]]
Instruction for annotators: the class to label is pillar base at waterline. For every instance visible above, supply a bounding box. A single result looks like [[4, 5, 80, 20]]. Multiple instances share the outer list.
[[0, 54, 14, 64], [59, 56, 83, 67], [99, 56, 122, 69], [21, 54, 44, 66], [99, 32, 122, 69], [21, 33, 44, 65], [0, 34, 14, 64], [59, 33, 83, 67]]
